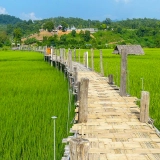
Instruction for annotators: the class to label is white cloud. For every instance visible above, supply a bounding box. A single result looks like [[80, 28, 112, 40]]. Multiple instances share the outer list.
[[0, 6, 8, 14], [115, 0, 131, 3], [21, 12, 41, 20]]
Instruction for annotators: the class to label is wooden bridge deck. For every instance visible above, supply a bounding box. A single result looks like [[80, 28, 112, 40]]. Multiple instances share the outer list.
[[72, 71, 160, 160], [46, 54, 160, 160]]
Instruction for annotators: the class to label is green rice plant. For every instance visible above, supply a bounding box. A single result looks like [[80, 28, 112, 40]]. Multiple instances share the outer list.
[[0, 50, 75, 159]]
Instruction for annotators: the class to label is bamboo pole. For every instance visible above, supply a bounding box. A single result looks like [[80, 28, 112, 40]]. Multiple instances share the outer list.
[[120, 49, 127, 96], [140, 91, 150, 123], [51, 46, 53, 66], [69, 138, 90, 160], [91, 48, 94, 71], [78, 78, 89, 123], [100, 50, 104, 76], [79, 48, 80, 63], [108, 74, 114, 84], [74, 67, 78, 86], [74, 48, 76, 61]]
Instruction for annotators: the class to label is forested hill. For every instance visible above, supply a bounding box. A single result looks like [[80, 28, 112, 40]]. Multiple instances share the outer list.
[[1, 14, 160, 48], [0, 14, 23, 25], [113, 18, 160, 29]]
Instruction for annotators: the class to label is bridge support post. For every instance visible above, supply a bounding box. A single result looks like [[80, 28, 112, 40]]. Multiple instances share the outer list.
[[60, 48, 63, 72], [68, 49, 72, 73], [63, 48, 65, 64], [79, 48, 80, 63], [55, 49, 57, 68], [85, 52, 88, 68], [78, 78, 89, 123], [140, 91, 150, 123], [51, 46, 53, 66], [77, 82, 80, 102], [108, 74, 114, 84], [100, 50, 104, 76], [74, 67, 78, 86], [69, 138, 90, 160], [91, 48, 94, 71], [120, 49, 127, 96], [74, 48, 76, 61]]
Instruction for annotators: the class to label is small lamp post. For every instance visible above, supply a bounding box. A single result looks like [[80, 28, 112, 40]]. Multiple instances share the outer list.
[[51, 116, 57, 160]]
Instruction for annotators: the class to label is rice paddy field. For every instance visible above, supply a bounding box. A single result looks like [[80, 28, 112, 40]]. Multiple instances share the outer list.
[[0, 50, 75, 159], [1, 48, 160, 159], [76, 48, 160, 130]]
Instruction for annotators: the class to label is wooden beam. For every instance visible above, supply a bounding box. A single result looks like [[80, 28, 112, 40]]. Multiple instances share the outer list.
[[55, 48, 57, 68], [100, 50, 104, 76], [73, 67, 78, 86], [140, 91, 150, 123], [68, 49, 72, 72], [91, 48, 94, 71], [78, 78, 89, 123], [50, 46, 53, 66], [120, 49, 127, 96], [77, 82, 80, 102], [85, 52, 88, 68], [74, 48, 76, 61], [63, 48, 66, 64], [79, 48, 80, 63], [108, 74, 114, 84], [69, 138, 90, 160]]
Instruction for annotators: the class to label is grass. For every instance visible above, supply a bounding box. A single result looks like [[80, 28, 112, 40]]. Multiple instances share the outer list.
[[0, 50, 75, 159], [74, 48, 160, 129]]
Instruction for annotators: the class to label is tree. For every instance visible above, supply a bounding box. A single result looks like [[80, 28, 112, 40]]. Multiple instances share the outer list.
[[0, 31, 10, 47], [27, 19, 33, 25], [83, 30, 91, 42], [105, 18, 112, 25], [6, 24, 14, 35], [71, 30, 76, 37], [43, 21, 54, 32], [24, 38, 37, 45], [115, 27, 123, 34], [101, 24, 107, 30], [13, 28, 22, 45], [61, 21, 68, 32], [79, 30, 84, 37]]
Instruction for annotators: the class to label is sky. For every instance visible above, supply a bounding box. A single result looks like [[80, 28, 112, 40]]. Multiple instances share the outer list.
[[0, 0, 160, 21]]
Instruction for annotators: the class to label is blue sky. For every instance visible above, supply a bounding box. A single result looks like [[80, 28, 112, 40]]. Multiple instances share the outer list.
[[0, 0, 160, 21]]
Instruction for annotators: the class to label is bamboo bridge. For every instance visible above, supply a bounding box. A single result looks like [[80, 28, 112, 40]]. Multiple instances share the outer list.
[[43, 47, 160, 160]]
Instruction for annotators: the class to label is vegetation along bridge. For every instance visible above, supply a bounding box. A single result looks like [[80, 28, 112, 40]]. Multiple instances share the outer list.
[[39, 46, 160, 160]]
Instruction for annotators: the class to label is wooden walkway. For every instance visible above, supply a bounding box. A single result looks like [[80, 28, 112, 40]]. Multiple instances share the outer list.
[[46, 54, 160, 160]]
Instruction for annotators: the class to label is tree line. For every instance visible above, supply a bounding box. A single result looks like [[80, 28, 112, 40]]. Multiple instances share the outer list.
[[0, 14, 160, 48]]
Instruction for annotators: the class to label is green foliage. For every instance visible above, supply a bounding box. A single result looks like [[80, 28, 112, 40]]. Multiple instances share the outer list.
[[101, 23, 107, 30], [0, 14, 22, 25], [2, 15, 160, 48], [83, 30, 91, 42], [24, 38, 38, 45], [13, 28, 22, 44], [104, 18, 112, 25], [71, 30, 76, 37], [43, 21, 54, 32], [0, 31, 11, 47], [61, 21, 68, 32]]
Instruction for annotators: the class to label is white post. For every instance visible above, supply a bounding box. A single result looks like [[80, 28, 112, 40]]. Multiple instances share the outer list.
[[51, 116, 57, 160]]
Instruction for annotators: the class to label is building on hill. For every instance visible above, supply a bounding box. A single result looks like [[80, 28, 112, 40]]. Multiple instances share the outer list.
[[70, 25, 76, 30], [57, 25, 62, 30], [113, 45, 144, 55]]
